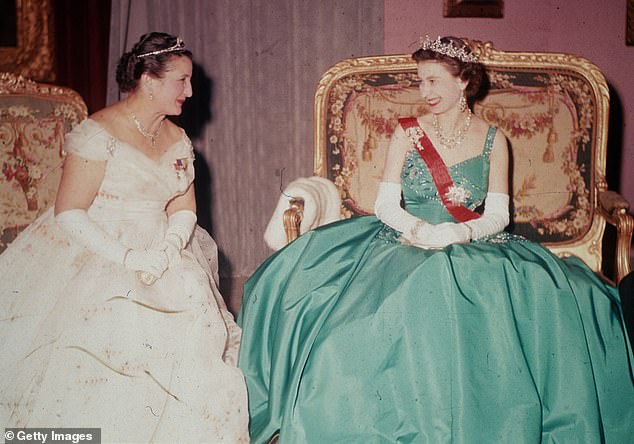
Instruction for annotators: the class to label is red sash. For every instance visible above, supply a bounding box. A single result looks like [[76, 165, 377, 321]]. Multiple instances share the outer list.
[[399, 117, 481, 223]]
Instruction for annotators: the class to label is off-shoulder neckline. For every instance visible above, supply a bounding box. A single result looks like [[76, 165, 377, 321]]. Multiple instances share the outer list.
[[83, 118, 187, 165]]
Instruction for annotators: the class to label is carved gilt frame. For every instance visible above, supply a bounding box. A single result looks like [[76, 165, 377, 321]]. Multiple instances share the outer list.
[[0, 72, 86, 114], [313, 41, 612, 273], [0, 0, 55, 82]]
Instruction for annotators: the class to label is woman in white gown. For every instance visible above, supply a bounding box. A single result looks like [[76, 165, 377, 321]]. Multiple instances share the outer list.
[[0, 32, 249, 443]]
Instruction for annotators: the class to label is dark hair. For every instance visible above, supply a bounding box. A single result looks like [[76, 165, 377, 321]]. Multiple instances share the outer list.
[[115, 32, 193, 93], [412, 36, 485, 98]]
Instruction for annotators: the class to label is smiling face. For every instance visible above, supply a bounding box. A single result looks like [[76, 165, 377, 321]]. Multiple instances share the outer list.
[[147, 55, 193, 116], [416, 61, 467, 115]]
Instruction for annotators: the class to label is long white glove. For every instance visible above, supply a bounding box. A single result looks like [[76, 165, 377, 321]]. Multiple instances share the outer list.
[[465, 192, 509, 240], [157, 209, 197, 265], [415, 192, 510, 249], [56, 209, 168, 277], [416, 222, 471, 249], [374, 181, 431, 243]]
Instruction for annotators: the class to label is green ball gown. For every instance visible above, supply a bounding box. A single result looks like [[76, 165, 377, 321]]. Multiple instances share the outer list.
[[238, 126, 634, 443]]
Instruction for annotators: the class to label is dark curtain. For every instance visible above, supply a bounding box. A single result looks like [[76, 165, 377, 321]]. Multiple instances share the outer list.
[[53, 0, 111, 113], [107, 0, 384, 279]]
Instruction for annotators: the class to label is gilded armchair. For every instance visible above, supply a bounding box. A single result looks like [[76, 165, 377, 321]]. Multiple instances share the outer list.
[[0, 72, 87, 253], [283, 40, 633, 284]]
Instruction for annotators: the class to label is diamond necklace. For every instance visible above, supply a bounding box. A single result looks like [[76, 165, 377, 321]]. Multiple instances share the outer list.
[[130, 111, 164, 148], [432, 108, 472, 149]]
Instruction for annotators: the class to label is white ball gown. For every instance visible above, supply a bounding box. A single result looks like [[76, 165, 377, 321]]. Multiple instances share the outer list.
[[0, 119, 249, 443]]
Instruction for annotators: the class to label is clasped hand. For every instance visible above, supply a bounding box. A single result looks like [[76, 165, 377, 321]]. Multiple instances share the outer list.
[[124, 248, 169, 278], [157, 233, 183, 266], [125, 236, 186, 278], [400, 222, 470, 249]]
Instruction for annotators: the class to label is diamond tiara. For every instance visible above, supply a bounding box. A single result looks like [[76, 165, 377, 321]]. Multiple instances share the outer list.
[[138, 37, 186, 58], [418, 35, 478, 63]]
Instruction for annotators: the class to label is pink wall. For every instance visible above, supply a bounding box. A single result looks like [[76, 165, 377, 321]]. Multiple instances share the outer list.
[[384, 0, 634, 205]]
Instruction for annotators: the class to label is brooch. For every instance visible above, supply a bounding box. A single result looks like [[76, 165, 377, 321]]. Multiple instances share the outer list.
[[405, 127, 425, 152], [445, 185, 471, 205], [173, 158, 188, 179]]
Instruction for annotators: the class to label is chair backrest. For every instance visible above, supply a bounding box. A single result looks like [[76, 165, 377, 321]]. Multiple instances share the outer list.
[[313, 40, 613, 273], [0, 72, 87, 253]]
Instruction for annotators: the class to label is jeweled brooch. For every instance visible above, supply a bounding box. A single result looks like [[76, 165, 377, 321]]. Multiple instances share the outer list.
[[173, 158, 188, 179]]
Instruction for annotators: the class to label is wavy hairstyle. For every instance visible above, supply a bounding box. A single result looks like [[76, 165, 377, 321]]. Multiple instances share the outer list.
[[115, 32, 193, 93], [412, 36, 485, 98]]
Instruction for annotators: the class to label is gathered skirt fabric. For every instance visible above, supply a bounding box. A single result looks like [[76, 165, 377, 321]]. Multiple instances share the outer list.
[[238, 216, 634, 444], [0, 209, 250, 443]]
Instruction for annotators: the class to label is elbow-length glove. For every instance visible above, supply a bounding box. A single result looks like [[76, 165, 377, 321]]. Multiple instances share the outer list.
[[374, 181, 432, 243], [421, 192, 510, 249], [56, 209, 168, 278], [157, 209, 197, 265]]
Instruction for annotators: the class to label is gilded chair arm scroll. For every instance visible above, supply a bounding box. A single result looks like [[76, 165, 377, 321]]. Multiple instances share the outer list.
[[598, 190, 633, 284], [599, 190, 630, 215], [283, 198, 305, 244]]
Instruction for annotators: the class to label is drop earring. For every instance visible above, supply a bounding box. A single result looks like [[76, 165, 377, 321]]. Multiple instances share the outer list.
[[459, 91, 467, 112], [145, 78, 154, 101]]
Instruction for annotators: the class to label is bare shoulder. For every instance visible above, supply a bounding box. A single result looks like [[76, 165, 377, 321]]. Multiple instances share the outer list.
[[162, 119, 188, 146], [163, 118, 184, 136], [469, 115, 504, 140], [89, 103, 125, 134], [387, 122, 409, 153], [469, 114, 490, 137], [487, 120, 509, 163]]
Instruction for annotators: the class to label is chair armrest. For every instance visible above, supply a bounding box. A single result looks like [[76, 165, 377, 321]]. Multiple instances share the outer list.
[[598, 190, 633, 284], [283, 197, 304, 244]]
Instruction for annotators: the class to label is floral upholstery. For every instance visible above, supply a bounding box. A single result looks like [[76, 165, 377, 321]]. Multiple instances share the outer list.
[[0, 72, 87, 253], [323, 67, 595, 242], [300, 41, 632, 282]]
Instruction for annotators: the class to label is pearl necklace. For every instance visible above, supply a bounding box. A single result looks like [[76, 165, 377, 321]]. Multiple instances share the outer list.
[[130, 111, 164, 148], [432, 109, 472, 149]]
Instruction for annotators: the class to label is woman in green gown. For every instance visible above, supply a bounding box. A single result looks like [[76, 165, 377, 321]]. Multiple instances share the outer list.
[[238, 36, 634, 443]]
